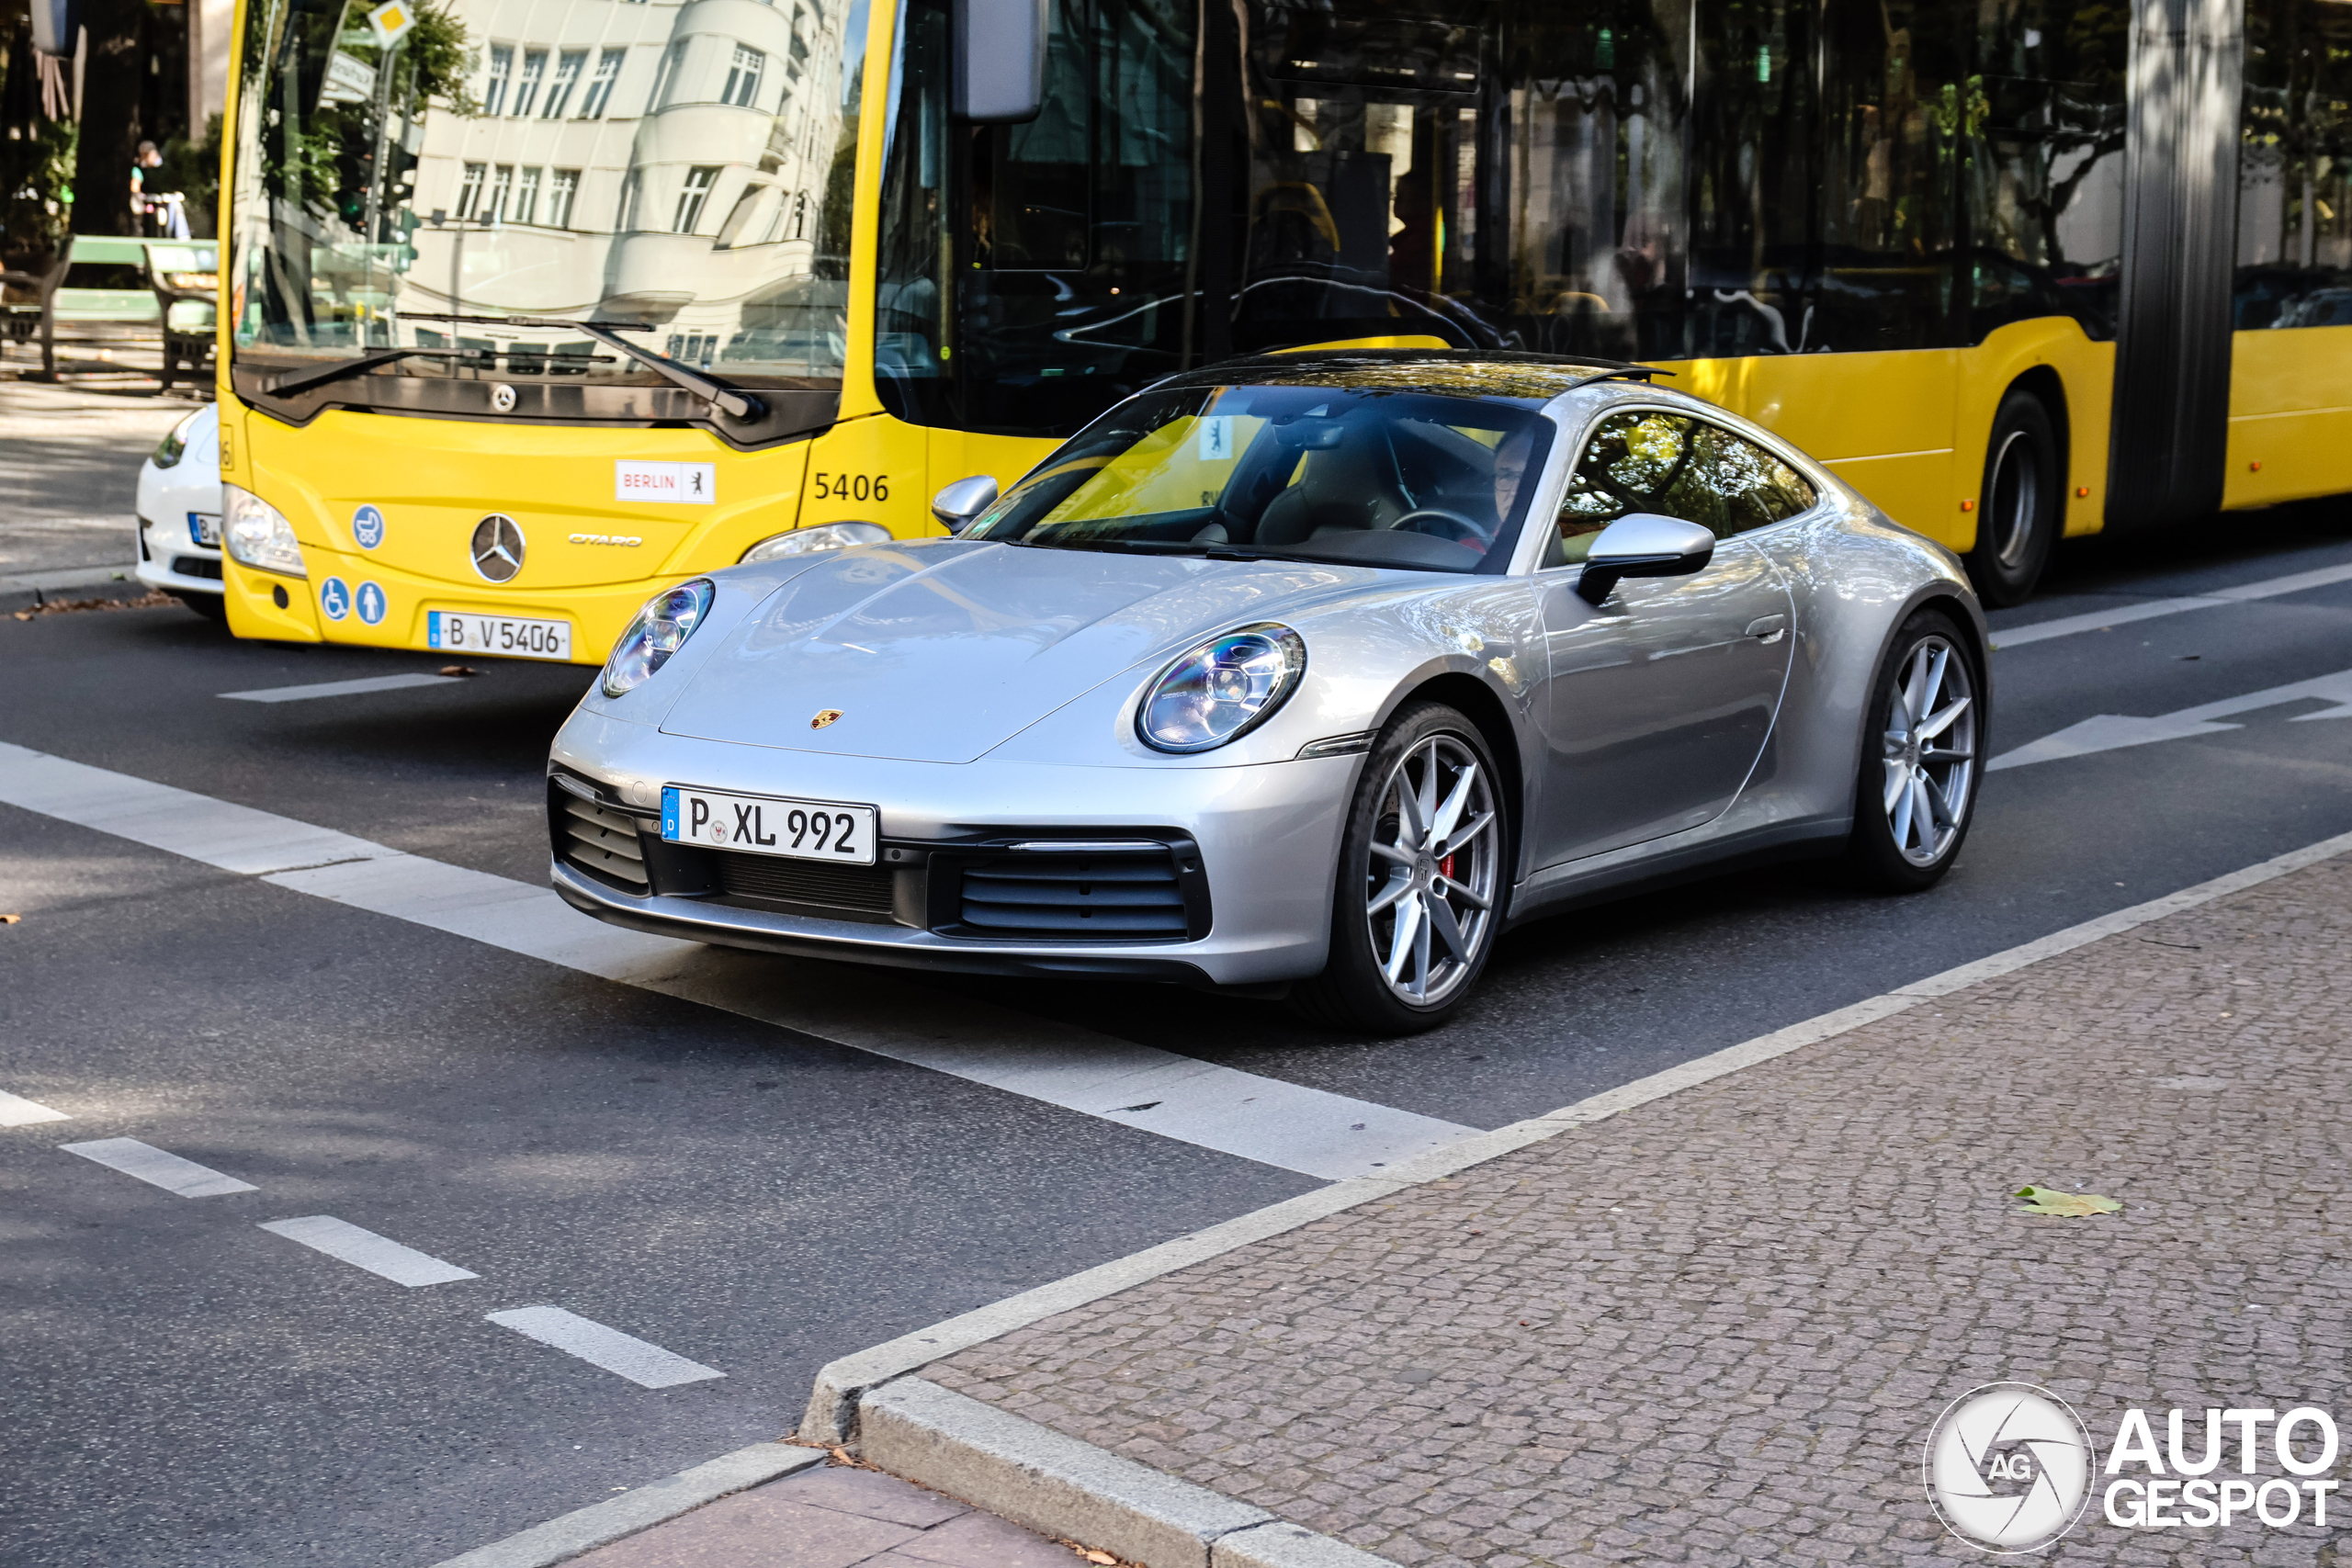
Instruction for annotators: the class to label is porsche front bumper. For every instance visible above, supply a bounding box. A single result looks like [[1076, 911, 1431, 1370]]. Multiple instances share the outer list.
[[548, 713, 1361, 987]]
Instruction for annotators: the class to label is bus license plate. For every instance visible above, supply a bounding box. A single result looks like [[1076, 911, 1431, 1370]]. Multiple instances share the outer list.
[[662, 786, 877, 866], [427, 611, 572, 660]]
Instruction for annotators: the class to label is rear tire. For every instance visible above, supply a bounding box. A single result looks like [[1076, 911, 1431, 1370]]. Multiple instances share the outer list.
[[1842, 609, 1983, 893], [1964, 389, 2061, 607], [1289, 703, 1506, 1035]]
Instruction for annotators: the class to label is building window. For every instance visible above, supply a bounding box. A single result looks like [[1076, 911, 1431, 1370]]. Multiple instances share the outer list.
[[674, 165, 721, 232], [580, 48, 625, 118], [652, 39, 689, 110], [455, 163, 486, 219], [548, 168, 581, 229], [617, 169, 644, 231], [487, 164, 514, 222], [721, 45, 764, 108], [514, 49, 548, 118], [515, 166, 542, 224], [482, 46, 513, 116], [543, 51, 586, 118]]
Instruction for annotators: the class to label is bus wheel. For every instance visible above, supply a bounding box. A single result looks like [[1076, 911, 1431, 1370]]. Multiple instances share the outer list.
[[1965, 389, 2060, 607]]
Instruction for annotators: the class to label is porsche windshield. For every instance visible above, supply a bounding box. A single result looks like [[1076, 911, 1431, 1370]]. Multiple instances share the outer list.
[[229, 0, 867, 393], [965, 385, 1554, 573]]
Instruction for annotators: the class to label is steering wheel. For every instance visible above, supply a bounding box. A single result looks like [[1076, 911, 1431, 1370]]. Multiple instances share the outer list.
[[1391, 508, 1489, 549]]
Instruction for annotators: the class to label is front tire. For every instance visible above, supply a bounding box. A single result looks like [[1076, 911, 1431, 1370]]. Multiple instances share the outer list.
[[1290, 703, 1506, 1035], [1842, 609, 1983, 892], [1964, 389, 2061, 606]]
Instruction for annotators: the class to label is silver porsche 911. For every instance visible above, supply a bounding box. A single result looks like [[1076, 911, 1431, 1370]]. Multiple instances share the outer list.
[[548, 351, 1987, 1033]]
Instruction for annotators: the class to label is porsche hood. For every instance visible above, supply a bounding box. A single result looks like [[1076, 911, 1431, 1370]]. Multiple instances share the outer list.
[[657, 541, 1356, 763]]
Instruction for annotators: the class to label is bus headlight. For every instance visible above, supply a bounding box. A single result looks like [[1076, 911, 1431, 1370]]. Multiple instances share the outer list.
[[739, 522, 891, 562], [1136, 625, 1307, 753], [221, 485, 308, 578], [602, 579, 715, 697]]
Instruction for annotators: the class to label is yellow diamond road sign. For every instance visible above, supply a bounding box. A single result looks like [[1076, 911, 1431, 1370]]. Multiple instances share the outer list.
[[366, 0, 416, 48]]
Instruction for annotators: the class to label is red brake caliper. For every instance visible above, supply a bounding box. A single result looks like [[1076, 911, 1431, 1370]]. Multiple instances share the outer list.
[[1439, 852, 1456, 882]]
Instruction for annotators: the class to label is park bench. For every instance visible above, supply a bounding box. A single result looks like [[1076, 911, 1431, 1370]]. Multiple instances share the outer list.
[[0, 234, 219, 389]]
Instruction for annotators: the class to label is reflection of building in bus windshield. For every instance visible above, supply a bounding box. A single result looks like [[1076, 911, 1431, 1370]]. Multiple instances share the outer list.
[[232, 0, 862, 383]]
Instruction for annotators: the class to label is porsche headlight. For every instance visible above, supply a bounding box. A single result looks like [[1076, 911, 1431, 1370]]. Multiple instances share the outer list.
[[1136, 624, 1306, 753], [221, 484, 307, 578], [739, 522, 890, 562], [601, 579, 714, 697]]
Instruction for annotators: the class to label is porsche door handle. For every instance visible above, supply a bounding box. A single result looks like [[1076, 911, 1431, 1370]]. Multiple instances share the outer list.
[[1745, 615, 1788, 643]]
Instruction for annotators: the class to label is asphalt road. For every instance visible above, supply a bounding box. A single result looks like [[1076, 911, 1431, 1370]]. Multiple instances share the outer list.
[[4, 499, 2350, 1567]]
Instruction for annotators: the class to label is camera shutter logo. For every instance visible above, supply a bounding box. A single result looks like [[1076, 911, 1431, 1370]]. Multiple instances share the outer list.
[[1924, 1382, 2097, 1552], [469, 515, 526, 582]]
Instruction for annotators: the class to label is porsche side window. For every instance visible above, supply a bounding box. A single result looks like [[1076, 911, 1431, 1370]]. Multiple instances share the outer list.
[[1547, 412, 1817, 567]]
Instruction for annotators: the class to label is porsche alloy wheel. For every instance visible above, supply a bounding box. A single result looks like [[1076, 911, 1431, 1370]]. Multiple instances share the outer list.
[[1846, 610, 1982, 891], [1293, 704, 1504, 1034]]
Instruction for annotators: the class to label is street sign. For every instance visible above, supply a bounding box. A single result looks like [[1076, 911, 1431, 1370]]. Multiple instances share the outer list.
[[366, 0, 417, 49]]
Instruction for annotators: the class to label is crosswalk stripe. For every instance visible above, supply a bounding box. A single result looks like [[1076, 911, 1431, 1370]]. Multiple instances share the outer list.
[[0, 741, 1474, 1180]]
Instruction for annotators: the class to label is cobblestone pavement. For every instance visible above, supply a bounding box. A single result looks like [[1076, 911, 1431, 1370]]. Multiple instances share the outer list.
[[571, 1461, 1111, 1568], [923, 854, 2352, 1566]]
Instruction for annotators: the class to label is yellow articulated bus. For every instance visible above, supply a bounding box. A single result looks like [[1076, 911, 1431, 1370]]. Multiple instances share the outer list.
[[219, 0, 2352, 660]]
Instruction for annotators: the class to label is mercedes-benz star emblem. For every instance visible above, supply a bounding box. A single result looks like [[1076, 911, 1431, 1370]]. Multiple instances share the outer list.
[[469, 514, 526, 582], [491, 382, 517, 413], [811, 709, 844, 729]]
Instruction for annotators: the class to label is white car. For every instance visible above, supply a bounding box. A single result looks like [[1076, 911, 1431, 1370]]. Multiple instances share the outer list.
[[134, 402, 224, 617]]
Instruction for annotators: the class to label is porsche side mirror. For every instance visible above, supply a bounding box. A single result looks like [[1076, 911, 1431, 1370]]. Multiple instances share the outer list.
[[953, 0, 1047, 122], [931, 474, 999, 534], [1575, 513, 1716, 604]]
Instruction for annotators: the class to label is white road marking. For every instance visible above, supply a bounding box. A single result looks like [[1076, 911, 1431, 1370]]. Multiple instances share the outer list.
[[1994, 559, 2352, 649], [60, 1137, 256, 1197], [0, 742, 1471, 1179], [258, 1215, 481, 1286], [220, 673, 465, 704], [0, 1089, 70, 1126], [487, 1306, 724, 1389], [1989, 663, 2352, 770]]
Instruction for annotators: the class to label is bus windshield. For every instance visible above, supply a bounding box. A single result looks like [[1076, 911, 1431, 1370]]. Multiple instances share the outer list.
[[229, 0, 868, 431]]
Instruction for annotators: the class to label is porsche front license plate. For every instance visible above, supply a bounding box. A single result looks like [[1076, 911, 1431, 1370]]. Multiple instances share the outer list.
[[662, 786, 877, 865], [426, 611, 572, 660]]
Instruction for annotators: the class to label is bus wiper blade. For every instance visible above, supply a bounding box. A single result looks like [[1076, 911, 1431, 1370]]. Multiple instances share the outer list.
[[265, 346, 469, 398], [404, 311, 765, 422]]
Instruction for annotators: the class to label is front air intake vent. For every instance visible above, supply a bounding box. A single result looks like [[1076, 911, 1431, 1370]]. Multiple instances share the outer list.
[[714, 852, 898, 923], [554, 790, 650, 895], [957, 850, 1192, 940]]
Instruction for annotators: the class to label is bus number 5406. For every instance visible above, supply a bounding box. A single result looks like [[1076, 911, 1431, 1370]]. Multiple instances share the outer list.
[[813, 472, 889, 502]]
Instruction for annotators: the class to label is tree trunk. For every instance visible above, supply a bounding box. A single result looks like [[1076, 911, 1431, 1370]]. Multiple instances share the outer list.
[[74, 0, 148, 236]]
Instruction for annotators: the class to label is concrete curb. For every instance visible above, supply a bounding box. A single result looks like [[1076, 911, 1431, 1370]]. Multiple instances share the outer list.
[[425, 1442, 827, 1568], [858, 1379, 1396, 1568]]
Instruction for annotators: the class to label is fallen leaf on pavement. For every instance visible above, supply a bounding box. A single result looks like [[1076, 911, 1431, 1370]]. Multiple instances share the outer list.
[[2017, 1185, 2121, 1217], [0, 913, 20, 924], [439, 665, 478, 677], [1082, 1553, 1116, 1565]]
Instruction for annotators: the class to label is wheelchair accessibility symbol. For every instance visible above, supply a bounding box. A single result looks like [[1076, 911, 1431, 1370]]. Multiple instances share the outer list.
[[320, 577, 352, 620], [356, 580, 388, 626]]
